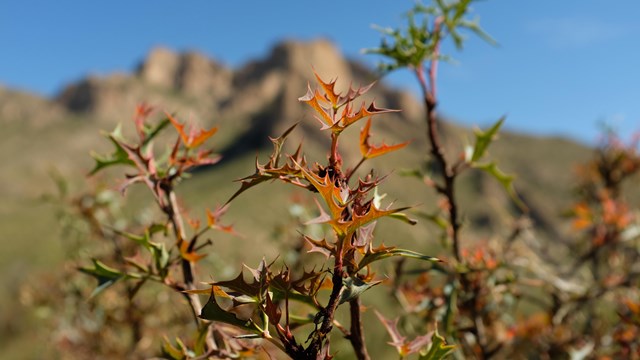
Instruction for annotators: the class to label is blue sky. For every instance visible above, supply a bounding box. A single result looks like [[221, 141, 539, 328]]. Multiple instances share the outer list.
[[1, 1, 639, 143]]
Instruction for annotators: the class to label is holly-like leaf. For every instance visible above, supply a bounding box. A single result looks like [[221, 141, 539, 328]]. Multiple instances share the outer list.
[[360, 118, 410, 159], [200, 292, 259, 331], [166, 112, 217, 149], [376, 310, 407, 352], [162, 336, 189, 360], [339, 276, 382, 304], [346, 204, 411, 239], [212, 271, 262, 299], [337, 101, 399, 133], [303, 234, 335, 258], [226, 124, 303, 204], [473, 161, 526, 210], [79, 259, 127, 298], [295, 162, 346, 222], [300, 73, 398, 133], [313, 71, 340, 106], [141, 117, 170, 147], [89, 124, 135, 175], [179, 240, 207, 263], [419, 328, 456, 360], [299, 85, 333, 128], [377, 312, 452, 358], [206, 206, 238, 236], [358, 247, 441, 271], [467, 117, 504, 163], [150, 242, 170, 276]]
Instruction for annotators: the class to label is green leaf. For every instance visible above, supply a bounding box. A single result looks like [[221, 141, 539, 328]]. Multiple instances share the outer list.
[[473, 162, 527, 211], [415, 211, 449, 230], [358, 248, 441, 271], [339, 277, 382, 304], [199, 293, 259, 331], [459, 18, 498, 46], [112, 228, 150, 248], [162, 339, 185, 360], [78, 259, 126, 298], [89, 124, 135, 175], [388, 212, 418, 225], [151, 242, 170, 277], [469, 117, 504, 163], [193, 324, 210, 356], [419, 328, 456, 360], [443, 285, 457, 337], [142, 117, 170, 147]]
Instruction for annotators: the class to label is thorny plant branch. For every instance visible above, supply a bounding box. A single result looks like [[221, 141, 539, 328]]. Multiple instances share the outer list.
[[347, 298, 371, 360], [415, 17, 463, 264], [413, 14, 494, 359], [119, 136, 219, 353]]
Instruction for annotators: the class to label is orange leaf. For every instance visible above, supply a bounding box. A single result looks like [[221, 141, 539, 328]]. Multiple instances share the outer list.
[[183, 285, 231, 298], [360, 118, 409, 159], [294, 160, 346, 220], [313, 71, 340, 106], [339, 101, 399, 130], [187, 218, 200, 230], [181, 250, 207, 263], [179, 239, 207, 263], [206, 207, 239, 236], [166, 112, 217, 149], [298, 85, 333, 128]]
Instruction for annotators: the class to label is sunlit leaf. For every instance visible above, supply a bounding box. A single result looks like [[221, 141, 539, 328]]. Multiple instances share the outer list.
[[78, 259, 127, 298], [419, 327, 456, 360], [339, 276, 382, 304], [184, 285, 233, 299], [89, 124, 135, 175], [295, 162, 346, 222], [358, 247, 441, 271], [473, 161, 526, 210], [212, 271, 261, 299], [162, 336, 188, 360], [313, 71, 340, 107], [303, 234, 335, 258], [298, 84, 333, 127], [468, 117, 504, 163], [200, 292, 259, 331], [166, 112, 217, 149], [226, 124, 302, 204], [360, 118, 410, 159]]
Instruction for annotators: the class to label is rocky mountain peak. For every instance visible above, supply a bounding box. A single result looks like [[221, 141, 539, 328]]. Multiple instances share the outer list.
[[137, 47, 180, 89], [271, 39, 351, 80], [137, 47, 232, 98]]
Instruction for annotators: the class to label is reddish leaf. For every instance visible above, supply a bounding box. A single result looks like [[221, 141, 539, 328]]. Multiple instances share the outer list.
[[376, 311, 435, 357], [313, 71, 340, 106], [298, 85, 333, 128], [295, 161, 346, 223], [206, 206, 239, 236], [227, 124, 305, 204], [303, 234, 335, 258], [166, 112, 217, 149], [338, 101, 399, 131], [360, 118, 410, 159], [179, 240, 207, 263]]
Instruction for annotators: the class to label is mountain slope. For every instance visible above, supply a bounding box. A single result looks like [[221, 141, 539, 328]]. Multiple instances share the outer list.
[[0, 38, 592, 273], [1, 38, 601, 358]]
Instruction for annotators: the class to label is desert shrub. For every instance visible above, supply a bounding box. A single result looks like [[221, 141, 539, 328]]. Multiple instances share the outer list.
[[31, 1, 640, 359]]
